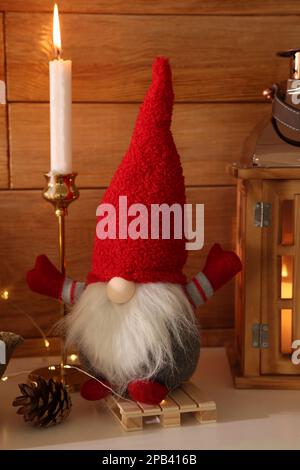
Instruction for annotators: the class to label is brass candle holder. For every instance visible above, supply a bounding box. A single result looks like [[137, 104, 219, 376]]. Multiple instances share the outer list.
[[29, 173, 83, 391]]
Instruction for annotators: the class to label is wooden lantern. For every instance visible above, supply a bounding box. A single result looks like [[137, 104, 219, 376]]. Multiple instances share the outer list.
[[228, 165, 300, 389]]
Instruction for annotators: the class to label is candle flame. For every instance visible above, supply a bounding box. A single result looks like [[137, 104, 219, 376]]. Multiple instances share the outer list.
[[282, 263, 288, 278], [53, 3, 62, 58]]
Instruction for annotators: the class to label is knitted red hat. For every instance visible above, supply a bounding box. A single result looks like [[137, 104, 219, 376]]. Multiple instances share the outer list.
[[87, 57, 187, 285]]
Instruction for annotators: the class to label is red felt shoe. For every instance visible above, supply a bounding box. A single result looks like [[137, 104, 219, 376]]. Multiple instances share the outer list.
[[80, 378, 111, 401], [128, 380, 168, 405]]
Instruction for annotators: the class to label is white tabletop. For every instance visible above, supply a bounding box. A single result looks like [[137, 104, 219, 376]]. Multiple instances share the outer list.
[[1, 348, 300, 450]]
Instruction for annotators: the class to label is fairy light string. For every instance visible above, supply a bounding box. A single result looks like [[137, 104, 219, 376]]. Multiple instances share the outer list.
[[1, 288, 50, 351], [1, 364, 135, 404], [0, 290, 134, 403]]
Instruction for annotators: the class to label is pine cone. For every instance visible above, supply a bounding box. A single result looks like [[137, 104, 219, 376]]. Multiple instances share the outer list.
[[12, 377, 72, 427]]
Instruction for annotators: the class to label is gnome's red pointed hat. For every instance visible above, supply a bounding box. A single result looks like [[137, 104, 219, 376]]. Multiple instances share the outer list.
[[88, 58, 187, 285]]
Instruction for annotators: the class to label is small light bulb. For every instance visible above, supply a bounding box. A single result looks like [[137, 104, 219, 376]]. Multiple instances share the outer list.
[[44, 339, 50, 348], [1, 376, 8, 382], [69, 354, 78, 362], [48, 365, 56, 371], [64, 364, 71, 369], [263, 88, 273, 100], [1, 290, 9, 300]]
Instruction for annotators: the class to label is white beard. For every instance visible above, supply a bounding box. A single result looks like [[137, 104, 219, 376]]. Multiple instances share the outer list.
[[65, 282, 198, 392]]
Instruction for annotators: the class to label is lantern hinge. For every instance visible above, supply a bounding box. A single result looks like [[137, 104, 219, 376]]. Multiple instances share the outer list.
[[254, 202, 271, 227], [252, 323, 269, 348]]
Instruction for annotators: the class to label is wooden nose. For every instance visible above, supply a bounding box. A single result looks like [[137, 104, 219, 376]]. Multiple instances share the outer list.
[[106, 277, 136, 304]]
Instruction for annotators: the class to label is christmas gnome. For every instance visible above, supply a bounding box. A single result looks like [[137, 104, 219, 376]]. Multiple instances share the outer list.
[[27, 58, 241, 405]]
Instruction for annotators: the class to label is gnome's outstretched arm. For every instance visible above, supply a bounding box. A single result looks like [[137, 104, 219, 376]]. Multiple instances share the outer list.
[[27, 244, 241, 307], [185, 244, 242, 308], [26, 255, 85, 305]]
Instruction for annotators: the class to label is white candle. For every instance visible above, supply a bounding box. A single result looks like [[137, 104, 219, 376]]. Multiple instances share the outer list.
[[49, 4, 72, 174]]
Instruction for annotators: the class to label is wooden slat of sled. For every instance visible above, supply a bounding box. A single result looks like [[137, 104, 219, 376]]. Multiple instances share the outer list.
[[167, 387, 197, 411], [159, 397, 181, 428], [181, 382, 217, 423], [105, 395, 143, 431]]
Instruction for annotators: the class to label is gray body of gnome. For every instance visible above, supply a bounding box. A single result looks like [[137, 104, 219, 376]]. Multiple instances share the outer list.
[[79, 328, 200, 391]]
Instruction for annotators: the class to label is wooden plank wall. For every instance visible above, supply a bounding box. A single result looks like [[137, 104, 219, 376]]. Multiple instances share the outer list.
[[0, 0, 293, 354]]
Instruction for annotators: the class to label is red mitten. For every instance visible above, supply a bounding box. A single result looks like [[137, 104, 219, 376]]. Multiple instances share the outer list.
[[26, 255, 64, 299], [203, 243, 242, 291]]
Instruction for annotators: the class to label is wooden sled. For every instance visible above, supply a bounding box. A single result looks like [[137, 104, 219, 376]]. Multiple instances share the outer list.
[[104, 381, 217, 431]]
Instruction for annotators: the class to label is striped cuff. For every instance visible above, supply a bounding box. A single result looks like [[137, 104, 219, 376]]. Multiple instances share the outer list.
[[60, 278, 85, 305], [185, 272, 214, 307]]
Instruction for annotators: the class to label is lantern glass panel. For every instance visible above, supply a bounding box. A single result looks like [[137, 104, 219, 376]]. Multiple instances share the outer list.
[[280, 309, 293, 355], [281, 200, 294, 246], [280, 255, 293, 299]]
